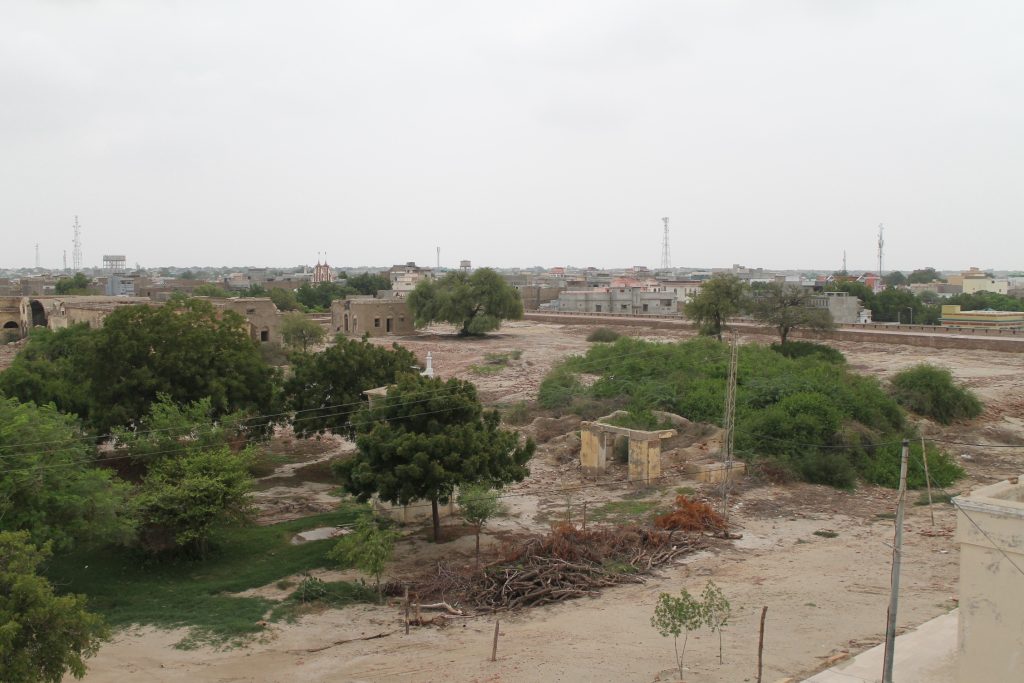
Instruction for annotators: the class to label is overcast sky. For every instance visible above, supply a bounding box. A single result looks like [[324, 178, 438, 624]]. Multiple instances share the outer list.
[[2, 1, 1021, 272]]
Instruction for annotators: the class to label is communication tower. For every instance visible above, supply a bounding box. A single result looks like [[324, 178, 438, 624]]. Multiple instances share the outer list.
[[35, 243, 40, 269], [72, 216, 83, 271], [877, 223, 885, 276], [660, 217, 671, 269]]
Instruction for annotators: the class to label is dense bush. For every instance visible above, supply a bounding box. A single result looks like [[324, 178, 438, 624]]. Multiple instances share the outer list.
[[586, 327, 621, 343], [537, 337, 953, 490], [863, 440, 964, 489], [770, 341, 845, 364], [889, 364, 983, 424]]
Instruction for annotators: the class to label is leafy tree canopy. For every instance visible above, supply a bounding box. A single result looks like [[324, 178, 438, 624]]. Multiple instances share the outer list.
[[112, 394, 248, 471], [279, 312, 326, 352], [268, 287, 303, 312], [407, 268, 523, 336], [947, 291, 1024, 312], [0, 398, 132, 552], [335, 375, 534, 539], [749, 282, 833, 344], [134, 447, 254, 558], [85, 300, 278, 434], [295, 282, 352, 311], [0, 325, 93, 419], [283, 336, 418, 437], [882, 271, 907, 288], [889, 364, 983, 425], [345, 272, 391, 296], [54, 273, 91, 295], [906, 267, 942, 284], [683, 274, 747, 340], [0, 531, 109, 683]]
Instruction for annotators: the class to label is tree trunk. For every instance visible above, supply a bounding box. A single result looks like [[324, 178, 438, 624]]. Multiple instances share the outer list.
[[475, 526, 481, 568], [779, 326, 789, 345], [431, 498, 441, 541]]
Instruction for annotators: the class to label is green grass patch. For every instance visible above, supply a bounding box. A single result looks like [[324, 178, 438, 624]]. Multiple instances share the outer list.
[[470, 363, 505, 376], [588, 500, 661, 523], [248, 451, 292, 478], [45, 507, 370, 648], [813, 530, 839, 538], [270, 577, 377, 622], [914, 492, 956, 506], [675, 486, 696, 496]]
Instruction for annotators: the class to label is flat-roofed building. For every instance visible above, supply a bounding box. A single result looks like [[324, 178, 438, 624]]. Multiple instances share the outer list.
[[940, 305, 1024, 330]]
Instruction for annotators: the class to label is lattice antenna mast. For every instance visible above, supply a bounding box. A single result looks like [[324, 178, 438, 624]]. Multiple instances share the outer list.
[[35, 243, 40, 268], [843, 249, 847, 274], [660, 217, 671, 269], [721, 333, 739, 523], [877, 223, 884, 276], [72, 216, 83, 271]]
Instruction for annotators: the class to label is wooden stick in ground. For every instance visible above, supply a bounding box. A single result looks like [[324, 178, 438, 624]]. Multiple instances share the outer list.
[[757, 606, 768, 683], [491, 620, 500, 662], [582, 501, 587, 531], [404, 585, 410, 635], [921, 436, 934, 526], [415, 593, 421, 625]]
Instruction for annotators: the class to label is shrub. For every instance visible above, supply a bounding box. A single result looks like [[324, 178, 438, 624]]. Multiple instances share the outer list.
[[863, 440, 964, 489], [587, 327, 621, 343], [889, 364, 983, 424], [770, 341, 845, 364]]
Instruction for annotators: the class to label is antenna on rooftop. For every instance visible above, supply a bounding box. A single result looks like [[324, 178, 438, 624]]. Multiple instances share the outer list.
[[660, 217, 671, 269], [72, 216, 83, 272], [877, 223, 885, 276]]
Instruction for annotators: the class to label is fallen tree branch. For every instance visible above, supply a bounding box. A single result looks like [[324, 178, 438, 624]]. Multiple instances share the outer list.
[[289, 631, 394, 653]]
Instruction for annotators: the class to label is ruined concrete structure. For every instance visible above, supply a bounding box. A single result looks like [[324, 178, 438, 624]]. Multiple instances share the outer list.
[[205, 297, 283, 345], [954, 476, 1024, 682], [579, 412, 676, 484], [331, 296, 413, 337]]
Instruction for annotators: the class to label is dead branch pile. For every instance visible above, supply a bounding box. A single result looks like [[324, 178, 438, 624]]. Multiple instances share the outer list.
[[653, 495, 728, 534], [424, 523, 705, 611]]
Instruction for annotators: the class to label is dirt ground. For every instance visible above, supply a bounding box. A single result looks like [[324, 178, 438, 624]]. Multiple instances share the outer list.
[[67, 321, 1024, 682]]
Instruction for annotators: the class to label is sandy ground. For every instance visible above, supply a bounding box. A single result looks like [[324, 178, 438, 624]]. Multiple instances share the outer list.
[[66, 321, 1023, 682]]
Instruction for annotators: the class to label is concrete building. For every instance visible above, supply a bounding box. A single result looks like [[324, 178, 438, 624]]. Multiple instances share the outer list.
[[807, 291, 863, 324], [949, 267, 1010, 295], [556, 283, 677, 315], [940, 305, 1024, 330], [331, 296, 414, 337], [954, 476, 1024, 682], [389, 262, 433, 297], [659, 280, 703, 310]]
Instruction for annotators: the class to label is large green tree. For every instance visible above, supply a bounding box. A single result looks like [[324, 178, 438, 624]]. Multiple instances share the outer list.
[[54, 273, 91, 295], [85, 299, 278, 433], [336, 375, 534, 540], [279, 312, 326, 352], [133, 447, 254, 558], [407, 268, 523, 336], [0, 325, 93, 419], [346, 272, 391, 295], [683, 275, 747, 340], [283, 337, 418, 437], [0, 398, 132, 552], [906, 267, 942, 284], [268, 287, 303, 312], [112, 395, 248, 471], [0, 531, 109, 683], [749, 282, 834, 344]]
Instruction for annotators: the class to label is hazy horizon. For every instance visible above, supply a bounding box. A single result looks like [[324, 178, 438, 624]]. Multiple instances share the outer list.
[[3, 1, 1022, 271]]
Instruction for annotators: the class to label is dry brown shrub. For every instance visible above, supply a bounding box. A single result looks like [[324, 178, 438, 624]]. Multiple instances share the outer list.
[[653, 495, 728, 534]]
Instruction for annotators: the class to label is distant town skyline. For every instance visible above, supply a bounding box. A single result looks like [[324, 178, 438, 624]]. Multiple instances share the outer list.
[[2, 2, 1022, 270]]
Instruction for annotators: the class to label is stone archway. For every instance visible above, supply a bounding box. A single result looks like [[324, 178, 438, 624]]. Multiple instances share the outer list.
[[29, 299, 47, 328]]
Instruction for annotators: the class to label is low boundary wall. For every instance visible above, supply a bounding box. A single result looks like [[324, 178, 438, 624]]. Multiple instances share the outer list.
[[524, 313, 1024, 353]]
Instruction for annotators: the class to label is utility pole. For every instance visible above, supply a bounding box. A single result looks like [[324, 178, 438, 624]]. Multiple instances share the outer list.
[[35, 243, 40, 269], [882, 439, 909, 683], [721, 333, 739, 523]]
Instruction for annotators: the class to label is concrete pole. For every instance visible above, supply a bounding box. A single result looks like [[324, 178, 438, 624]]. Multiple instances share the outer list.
[[882, 439, 909, 683]]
